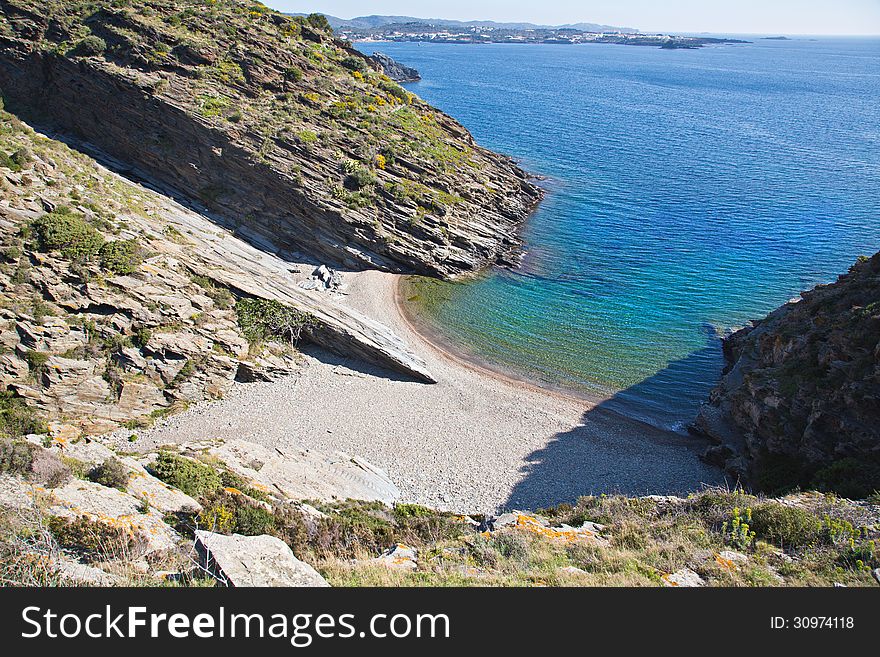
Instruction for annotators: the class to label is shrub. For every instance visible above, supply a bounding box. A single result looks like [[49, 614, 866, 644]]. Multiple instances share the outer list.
[[0, 147, 33, 172], [0, 391, 46, 438], [0, 438, 69, 487], [133, 327, 152, 348], [24, 351, 49, 375], [191, 274, 234, 309], [344, 165, 376, 191], [393, 504, 435, 520], [306, 13, 332, 32], [47, 516, 143, 562], [284, 66, 304, 82], [151, 451, 221, 497], [99, 239, 142, 275], [198, 490, 276, 536], [0, 437, 36, 478], [341, 55, 367, 73], [30, 449, 71, 488], [492, 531, 531, 563], [749, 503, 822, 548], [720, 507, 756, 550], [89, 458, 130, 491], [378, 79, 408, 101], [235, 298, 316, 345], [32, 209, 104, 260], [73, 35, 107, 57]]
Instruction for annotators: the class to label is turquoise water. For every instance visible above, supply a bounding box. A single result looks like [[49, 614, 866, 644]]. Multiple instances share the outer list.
[[357, 38, 880, 431]]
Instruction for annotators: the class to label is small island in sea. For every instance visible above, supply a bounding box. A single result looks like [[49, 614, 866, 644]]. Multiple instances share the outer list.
[[0, 0, 876, 593]]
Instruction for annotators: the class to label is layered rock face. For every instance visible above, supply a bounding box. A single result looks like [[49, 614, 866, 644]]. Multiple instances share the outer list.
[[0, 108, 432, 434], [0, 0, 542, 278], [695, 253, 880, 497]]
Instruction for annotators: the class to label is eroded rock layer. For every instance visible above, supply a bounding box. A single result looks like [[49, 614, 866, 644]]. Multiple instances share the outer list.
[[0, 0, 542, 278]]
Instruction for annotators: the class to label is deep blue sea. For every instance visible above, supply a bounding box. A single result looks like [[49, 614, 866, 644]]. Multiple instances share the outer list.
[[357, 38, 880, 431]]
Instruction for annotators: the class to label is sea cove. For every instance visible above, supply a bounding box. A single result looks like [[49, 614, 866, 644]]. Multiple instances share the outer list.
[[361, 38, 880, 431]]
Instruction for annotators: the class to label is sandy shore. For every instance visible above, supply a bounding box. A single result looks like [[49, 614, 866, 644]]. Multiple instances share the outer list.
[[113, 270, 724, 513]]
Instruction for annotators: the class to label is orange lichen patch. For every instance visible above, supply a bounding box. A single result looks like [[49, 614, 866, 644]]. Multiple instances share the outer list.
[[513, 514, 593, 542], [223, 487, 243, 495], [714, 553, 738, 572], [661, 573, 679, 587], [47, 421, 81, 445]]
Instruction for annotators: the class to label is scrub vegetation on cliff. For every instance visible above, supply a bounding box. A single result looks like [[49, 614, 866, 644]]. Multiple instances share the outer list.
[[0, 0, 542, 277]]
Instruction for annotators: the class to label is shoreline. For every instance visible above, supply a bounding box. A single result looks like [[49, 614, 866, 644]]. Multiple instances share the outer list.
[[393, 275, 616, 409], [110, 268, 724, 513]]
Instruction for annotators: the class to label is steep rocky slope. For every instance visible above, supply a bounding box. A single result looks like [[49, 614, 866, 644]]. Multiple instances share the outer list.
[[0, 106, 432, 436], [695, 253, 880, 498], [0, 0, 542, 278]]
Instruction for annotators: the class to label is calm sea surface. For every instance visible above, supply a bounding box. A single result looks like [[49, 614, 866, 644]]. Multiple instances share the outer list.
[[357, 38, 880, 431]]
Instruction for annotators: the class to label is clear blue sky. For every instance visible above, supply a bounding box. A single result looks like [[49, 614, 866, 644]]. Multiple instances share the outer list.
[[266, 0, 880, 35]]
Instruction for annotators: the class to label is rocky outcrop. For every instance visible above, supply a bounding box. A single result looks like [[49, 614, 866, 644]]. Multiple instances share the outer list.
[[206, 439, 401, 505], [0, 0, 542, 279], [368, 52, 421, 82], [694, 253, 880, 497], [194, 530, 329, 587]]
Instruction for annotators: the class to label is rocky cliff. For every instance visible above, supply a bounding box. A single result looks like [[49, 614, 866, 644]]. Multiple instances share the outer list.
[[0, 0, 542, 278], [0, 106, 433, 437], [695, 253, 880, 498]]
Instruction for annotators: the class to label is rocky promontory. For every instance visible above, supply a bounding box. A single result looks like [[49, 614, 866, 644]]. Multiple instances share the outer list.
[[0, 0, 542, 279], [695, 253, 880, 498], [368, 52, 421, 83]]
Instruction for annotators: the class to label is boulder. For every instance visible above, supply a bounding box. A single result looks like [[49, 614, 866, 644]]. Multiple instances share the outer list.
[[374, 544, 418, 571], [662, 567, 706, 587], [194, 531, 329, 587]]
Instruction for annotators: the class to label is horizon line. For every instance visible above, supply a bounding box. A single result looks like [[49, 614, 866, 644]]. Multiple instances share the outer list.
[[307, 13, 880, 37]]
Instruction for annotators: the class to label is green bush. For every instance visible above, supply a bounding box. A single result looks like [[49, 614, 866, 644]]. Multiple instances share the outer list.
[[24, 351, 49, 374], [0, 437, 36, 478], [305, 13, 332, 32], [73, 35, 107, 57], [0, 391, 46, 438], [344, 165, 376, 191], [0, 147, 32, 172], [749, 503, 823, 548], [89, 458, 130, 491], [133, 327, 152, 348], [190, 274, 234, 309], [32, 208, 105, 260], [378, 79, 408, 101], [151, 451, 221, 497], [235, 298, 316, 344], [197, 490, 277, 536], [99, 239, 142, 275], [341, 55, 367, 73], [284, 66, 304, 82]]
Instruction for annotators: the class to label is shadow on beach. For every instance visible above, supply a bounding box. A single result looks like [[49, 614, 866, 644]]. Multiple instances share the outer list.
[[503, 338, 730, 511]]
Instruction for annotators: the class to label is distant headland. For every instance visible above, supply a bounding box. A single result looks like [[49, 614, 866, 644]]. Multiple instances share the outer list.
[[288, 14, 749, 49]]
